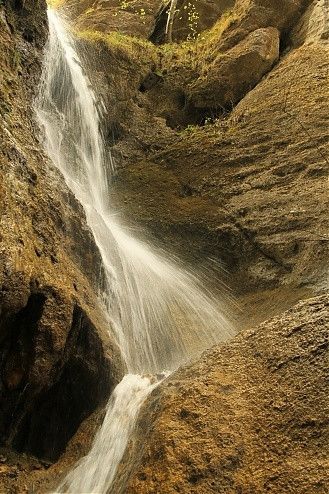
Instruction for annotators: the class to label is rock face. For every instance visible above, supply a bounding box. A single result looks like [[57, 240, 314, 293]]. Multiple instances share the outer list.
[[291, 0, 329, 46], [1, 0, 328, 491], [64, 0, 164, 38], [113, 295, 329, 493], [62, 0, 236, 42], [0, 0, 124, 467], [49, 0, 327, 296], [109, 34, 328, 293], [151, 0, 236, 43], [188, 26, 280, 108], [217, 0, 311, 51]]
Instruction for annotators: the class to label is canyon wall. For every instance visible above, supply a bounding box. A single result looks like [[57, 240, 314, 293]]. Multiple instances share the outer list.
[[0, 0, 124, 475]]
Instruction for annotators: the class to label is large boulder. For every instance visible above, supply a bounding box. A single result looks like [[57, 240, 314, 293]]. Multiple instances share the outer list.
[[188, 26, 280, 108], [113, 295, 329, 493], [216, 0, 311, 51], [63, 0, 164, 38]]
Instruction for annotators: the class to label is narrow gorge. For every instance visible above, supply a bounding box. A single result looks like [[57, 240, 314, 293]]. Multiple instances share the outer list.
[[0, 0, 328, 493]]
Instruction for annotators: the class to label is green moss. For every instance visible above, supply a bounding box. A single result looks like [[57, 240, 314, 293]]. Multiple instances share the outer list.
[[156, 10, 239, 91], [75, 29, 158, 65], [73, 8, 239, 101]]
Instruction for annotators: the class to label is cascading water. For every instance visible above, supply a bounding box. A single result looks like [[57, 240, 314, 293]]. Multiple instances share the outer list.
[[36, 9, 234, 493]]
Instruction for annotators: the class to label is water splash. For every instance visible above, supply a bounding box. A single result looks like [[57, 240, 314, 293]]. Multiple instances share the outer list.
[[56, 374, 158, 493], [37, 9, 234, 493]]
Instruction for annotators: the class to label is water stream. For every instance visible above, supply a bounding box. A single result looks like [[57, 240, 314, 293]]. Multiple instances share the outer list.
[[36, 9, 234, 493]]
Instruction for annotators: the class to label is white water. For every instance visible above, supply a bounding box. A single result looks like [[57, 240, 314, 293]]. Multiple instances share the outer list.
[[37, 9, 234, 494], [57, 374, 158, 493]]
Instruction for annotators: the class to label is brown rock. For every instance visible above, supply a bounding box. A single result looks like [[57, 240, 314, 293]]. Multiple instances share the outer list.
[[63, 0, 164, 38], [188, 26, 280, 108], [0, 0, 124, 468], [291, 0, 329, 46], [110, 38, 329, 294], [113, 295, 329, 494], [216, 0, 312, 52], [151, 0, 236, 43]]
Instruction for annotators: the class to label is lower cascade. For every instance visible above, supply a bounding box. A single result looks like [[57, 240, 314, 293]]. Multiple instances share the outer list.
[[36, 9, 234, 493]]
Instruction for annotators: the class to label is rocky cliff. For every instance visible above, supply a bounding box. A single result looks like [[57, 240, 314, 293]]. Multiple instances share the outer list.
[[53, 0, 328, 297], [0, 0, 123, 482]]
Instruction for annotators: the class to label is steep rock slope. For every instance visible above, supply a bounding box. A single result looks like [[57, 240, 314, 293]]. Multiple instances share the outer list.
[[114, 295, 329, 494], [52, 0, 328, 296], [1, 0, 327, 491], [0, 0, 123, 470], [107, 0, 328, 294]]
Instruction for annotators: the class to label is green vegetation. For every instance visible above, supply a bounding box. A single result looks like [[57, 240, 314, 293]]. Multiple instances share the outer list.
[[75, 29, 158, 66], [68, 4, 238, 103], [155, 9, 238, 91]]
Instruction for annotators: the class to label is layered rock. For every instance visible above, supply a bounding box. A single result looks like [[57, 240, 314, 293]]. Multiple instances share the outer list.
[[113, 295, 329, 493], [0, 0, 124, 470]]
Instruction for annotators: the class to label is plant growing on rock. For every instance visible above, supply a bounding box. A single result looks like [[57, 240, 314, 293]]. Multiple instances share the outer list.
[[165, 0, 178, 42]]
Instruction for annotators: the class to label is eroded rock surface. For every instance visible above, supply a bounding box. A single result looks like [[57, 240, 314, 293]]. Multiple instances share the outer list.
[[1, 0, 328, 491], [0, 0, 124, 471], [114, 295, 329, 494], [110, 41, 328, 293]]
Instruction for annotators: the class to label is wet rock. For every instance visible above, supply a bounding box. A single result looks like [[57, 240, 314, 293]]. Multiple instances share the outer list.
[[3, 0, 48, 47], [0, 0, 124, 471], [48, 0, 327, 297], [114, 295, 329, 493], [109, 36, 329, 293], [188, 26, 280, 109]]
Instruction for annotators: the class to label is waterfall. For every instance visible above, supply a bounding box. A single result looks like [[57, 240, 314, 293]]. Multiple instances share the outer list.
[[36, 9, 234, 493]]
